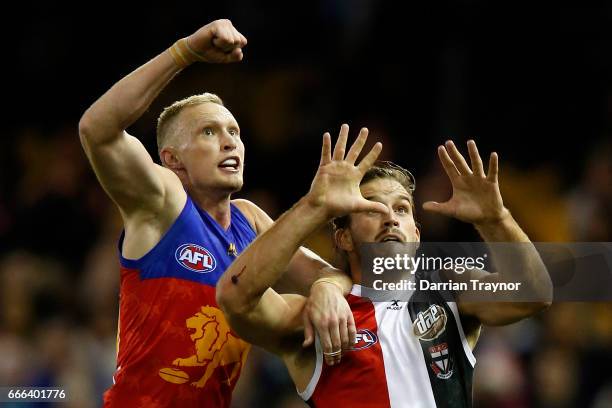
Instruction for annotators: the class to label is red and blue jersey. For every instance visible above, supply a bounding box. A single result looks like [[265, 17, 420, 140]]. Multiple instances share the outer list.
[[103, 196, 256, 408]]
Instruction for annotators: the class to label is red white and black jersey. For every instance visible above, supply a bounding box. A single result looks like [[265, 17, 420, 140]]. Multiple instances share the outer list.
[[299, 276, 476, 408]]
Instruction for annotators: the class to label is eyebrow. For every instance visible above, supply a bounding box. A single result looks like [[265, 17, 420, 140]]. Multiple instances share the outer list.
[[364, 193, 412, 203], [197, 119, 240, 130]]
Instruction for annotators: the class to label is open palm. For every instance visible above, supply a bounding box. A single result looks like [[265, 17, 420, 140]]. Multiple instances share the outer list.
[[423, 140, 508, 225], [308, 124, 388, 218]]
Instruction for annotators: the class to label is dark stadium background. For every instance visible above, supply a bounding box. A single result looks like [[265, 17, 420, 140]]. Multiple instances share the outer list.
[[1, 1, 611, 407]]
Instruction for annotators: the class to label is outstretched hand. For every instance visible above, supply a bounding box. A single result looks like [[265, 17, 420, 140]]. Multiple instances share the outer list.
[[423, 140, 509, 226], [187, 19, 247, 63], [307, 124, 388, 218]]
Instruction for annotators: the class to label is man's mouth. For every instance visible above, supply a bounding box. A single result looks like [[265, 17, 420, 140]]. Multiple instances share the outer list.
[[218, 157, 240, 173], [377, 232, 404, 243]]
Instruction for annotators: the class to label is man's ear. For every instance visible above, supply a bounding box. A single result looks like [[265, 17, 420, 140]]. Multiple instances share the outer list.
[[334, 228, 354, 252], [160, 146, 183, 171]]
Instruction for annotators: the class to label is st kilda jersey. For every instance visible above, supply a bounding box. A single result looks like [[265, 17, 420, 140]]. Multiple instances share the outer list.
[[299, 272, 476, 408], [103, 195, 256, 408]]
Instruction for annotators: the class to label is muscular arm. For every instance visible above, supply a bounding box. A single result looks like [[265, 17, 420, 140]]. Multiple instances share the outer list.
[[218, 198, 328, 350], [78, 48, 182, 215], [424, 140, 552, 326], [79, 20, 247, 224], [218, 126, 385, 362], [233, 199, 352, 296], [456, 213, 552, 326]]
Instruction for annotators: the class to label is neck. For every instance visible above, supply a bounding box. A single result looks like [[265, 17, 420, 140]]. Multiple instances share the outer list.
[[348, 257, 362, 285], [188, 187, 233, 229]]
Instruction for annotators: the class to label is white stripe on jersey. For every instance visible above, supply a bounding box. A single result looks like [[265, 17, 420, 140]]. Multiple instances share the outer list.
[[445, 301, 476, 367], [297, 334, 323, 401], [373, 297, 438, 407]]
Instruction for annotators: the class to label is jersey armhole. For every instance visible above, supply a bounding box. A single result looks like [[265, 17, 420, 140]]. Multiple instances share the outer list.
[[297, 336, 323, 401], [230, 201, 258, 236], [118, 196, 192, 269]]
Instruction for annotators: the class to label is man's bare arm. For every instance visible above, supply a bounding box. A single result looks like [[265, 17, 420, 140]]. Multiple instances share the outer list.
[[78, 20, 247, 216], [218, 125, 386, 364], [233, 198, 355, 355], [424, 140, 552, 326], [457, 213, 552, 325], [234, 198, 351, 294]]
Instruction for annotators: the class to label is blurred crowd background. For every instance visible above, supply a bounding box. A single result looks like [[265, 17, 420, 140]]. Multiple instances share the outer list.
[[1, 1, 611, 407]]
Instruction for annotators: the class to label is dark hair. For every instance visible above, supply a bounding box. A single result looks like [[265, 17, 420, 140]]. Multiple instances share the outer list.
[[331, 161, 416, 231]]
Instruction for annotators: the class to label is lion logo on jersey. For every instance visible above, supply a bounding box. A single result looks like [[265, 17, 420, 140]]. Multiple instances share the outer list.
[[158, 306, 249, 388]]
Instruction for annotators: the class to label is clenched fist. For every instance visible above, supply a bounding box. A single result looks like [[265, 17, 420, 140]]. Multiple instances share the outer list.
[[186, 19, 247, 63]]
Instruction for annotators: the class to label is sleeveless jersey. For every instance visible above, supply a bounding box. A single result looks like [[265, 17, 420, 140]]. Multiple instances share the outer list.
[[103, 196, 256, 407], [300, 273, 476, 408]]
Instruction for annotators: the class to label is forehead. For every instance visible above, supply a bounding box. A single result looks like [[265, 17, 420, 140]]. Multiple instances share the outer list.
[[360, 178, 411, 201], [181, 102, 238, 126]]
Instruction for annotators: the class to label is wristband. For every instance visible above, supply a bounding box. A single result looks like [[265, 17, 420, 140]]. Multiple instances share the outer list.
[[311, 278, 345, 294], [168, 38, 205, 68]]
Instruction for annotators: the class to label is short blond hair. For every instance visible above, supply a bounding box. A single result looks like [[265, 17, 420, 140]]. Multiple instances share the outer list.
[[156, 93, 224, 154]]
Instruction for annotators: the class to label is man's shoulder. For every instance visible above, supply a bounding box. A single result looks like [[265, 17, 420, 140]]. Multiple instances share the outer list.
[[231, 199, 274, 234], [231, 198, 257, 213]]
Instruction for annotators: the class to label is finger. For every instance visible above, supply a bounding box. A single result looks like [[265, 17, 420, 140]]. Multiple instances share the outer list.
[[437, 145, 460, 182], [302, 310, 315, 347], [445, 140, 472, 175], [225, 23, 243, 46], [332, 124, 349, 161], [356, 199, 388, 215], [329, 323, 342, 365], [487, 152, 499, 182], [319, 328, 335, 365], [467, 140, 485, 177], [320, 132, 332, 165], [204, 48, 236, 63], [339, 317, 349, 352], [422, 201, 453, 217], [227, 48, 243, 62], [218, 22, 238, 46], [237, 32, 248, 47], [212, 28, 237, 52], [357, 142, 383, 173], [212, 31, 232, 50], [345, 127, 368, 165], [232, 32, 245, 49], [347, 313, 357, 347], [214, 48, 243, 63]]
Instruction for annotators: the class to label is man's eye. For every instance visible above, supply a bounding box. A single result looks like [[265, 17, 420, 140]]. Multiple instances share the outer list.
[[396, 207, 409, 214], [204, 128, 214, 136], [229, 129, 239, 137]]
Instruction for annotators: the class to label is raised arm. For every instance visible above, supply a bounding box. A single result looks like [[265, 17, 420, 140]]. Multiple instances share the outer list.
[[234, 197, 354, 358], [78, 20, 247, 217], [423, 140, 553, 325], [217, 125, 386, 360]]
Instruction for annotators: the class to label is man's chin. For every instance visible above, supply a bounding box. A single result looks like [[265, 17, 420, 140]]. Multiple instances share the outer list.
[[361, 241, 419, 258], [221, 178, 243, 194]]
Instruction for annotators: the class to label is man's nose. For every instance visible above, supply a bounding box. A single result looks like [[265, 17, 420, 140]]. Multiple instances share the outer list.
[[221, 131, 237, 151], [383, 208, 399, 228]]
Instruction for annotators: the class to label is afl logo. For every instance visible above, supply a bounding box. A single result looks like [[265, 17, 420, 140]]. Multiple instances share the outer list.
[[175, 243, 216, 273], [350, 329, 378, 351]]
